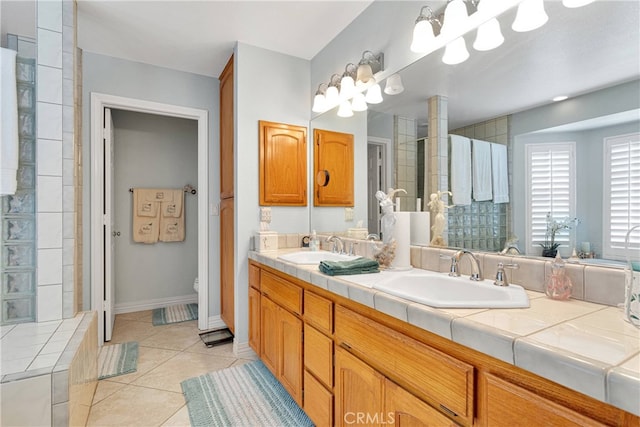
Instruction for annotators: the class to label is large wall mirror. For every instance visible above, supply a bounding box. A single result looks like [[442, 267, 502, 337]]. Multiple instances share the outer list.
[[309, 0, 639, 263]]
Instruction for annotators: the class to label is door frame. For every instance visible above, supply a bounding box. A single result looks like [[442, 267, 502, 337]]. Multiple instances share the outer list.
[[90, 92, 209, 344], [367, 137, 391, 236]]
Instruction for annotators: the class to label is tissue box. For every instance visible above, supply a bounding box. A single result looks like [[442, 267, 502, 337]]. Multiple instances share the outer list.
[[347, 228, 368, 239], [255, 231, 278, 252]]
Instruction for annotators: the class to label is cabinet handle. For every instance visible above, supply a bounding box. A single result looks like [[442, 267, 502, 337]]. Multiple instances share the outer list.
[[439, 404, 458, 418], [339, 342, 352, 350]]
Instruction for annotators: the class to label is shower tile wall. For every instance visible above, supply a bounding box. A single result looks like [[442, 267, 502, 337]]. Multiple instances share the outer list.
[[1, 41, 37, 324], [394, 116, 417, 211], [448, 116, 510, 251]]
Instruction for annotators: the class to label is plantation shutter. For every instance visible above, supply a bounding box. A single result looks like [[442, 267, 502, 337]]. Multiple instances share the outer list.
[[604, 133, 640, 258], [525, 143, 576, 254]]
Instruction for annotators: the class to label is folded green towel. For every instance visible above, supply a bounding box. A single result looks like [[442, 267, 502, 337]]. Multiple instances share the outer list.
[[319, 257, 380, 276]]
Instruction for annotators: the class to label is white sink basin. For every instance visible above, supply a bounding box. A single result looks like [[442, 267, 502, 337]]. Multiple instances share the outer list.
[[373, 270, 529, 308], [277, 251, 360, 265]]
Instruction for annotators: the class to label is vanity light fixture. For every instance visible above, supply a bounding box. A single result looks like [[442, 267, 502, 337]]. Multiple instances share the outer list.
[[472, 0, 504, 51], [365, 83, 384, 104], [324, 74, 342, 109], [384, 73, 405, 95], [410, 5, 440, 53], [512, 0, 548, 33], [312, 83, 328, 113], [356, 51, 383, 89], [351, 92, 368, 112], [441, 0, 470, 64], [562, 0, 596, 8], [339, 63, 357, 100], [337, 100, 354, 117]]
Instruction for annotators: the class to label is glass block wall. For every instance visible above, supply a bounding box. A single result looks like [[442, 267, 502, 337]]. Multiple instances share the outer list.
[[1, 55, 37, 324], [447, 116, 510, 252]]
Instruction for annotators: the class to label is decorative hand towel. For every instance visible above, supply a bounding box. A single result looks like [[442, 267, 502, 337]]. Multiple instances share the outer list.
[[159, 189, 185, 242], [491, 143, 509, 203], [1, 48, 19, 196], [472, 139, 493, 201], [132, 189, 160, 243], [134, 188, 159, 217], [449, 135, 472, 205], [319, 258, 380, 276], [145, 189, 174, 203]]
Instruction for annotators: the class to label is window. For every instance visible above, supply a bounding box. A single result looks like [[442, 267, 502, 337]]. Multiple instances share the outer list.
[[603, 133, 640, 259], [525, 143, 576, 255]]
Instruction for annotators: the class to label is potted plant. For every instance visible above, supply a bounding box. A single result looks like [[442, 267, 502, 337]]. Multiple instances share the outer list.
[[540, 212, 579, 258]]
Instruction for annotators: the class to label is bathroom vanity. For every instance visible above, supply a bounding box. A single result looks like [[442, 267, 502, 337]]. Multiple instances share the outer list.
[[248, 249, 639, 426]]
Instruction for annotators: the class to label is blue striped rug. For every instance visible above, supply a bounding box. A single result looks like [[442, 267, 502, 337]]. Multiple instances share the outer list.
[[98, 341, 138, 380], [181, 360, 313, 427], [152, 303, 198, 326]]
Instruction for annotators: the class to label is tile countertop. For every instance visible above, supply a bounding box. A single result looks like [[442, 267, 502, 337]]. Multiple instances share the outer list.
[[249, 249, 640, 417]]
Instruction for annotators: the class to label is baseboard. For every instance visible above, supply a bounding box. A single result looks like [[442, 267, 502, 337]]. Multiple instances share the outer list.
[[114, 294, 198, 314], [233, 341, 258, 359]]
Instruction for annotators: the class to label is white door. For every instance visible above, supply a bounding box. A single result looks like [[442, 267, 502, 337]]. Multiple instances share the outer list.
[[104, 108, 116, 341], [367, 143, 385, 236]]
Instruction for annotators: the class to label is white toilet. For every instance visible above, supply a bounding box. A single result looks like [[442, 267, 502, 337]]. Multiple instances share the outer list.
[[193, 277, 199, 293]]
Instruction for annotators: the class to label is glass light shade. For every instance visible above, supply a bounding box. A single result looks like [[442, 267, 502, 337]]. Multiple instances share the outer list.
[[337, 100, 354, 118], [410, 19, 435, 53], [473, 18, 504, 51], [351, 92, 368, 112], [339, 75, 355, 100], [562, 0, 596, 7], [441, 0, 469, 36], [312, 93, 327, 113], [442, 37, 469, 65], [324, 85, 340, 107], [356, 63, 375, 89], [365, 83, 383, 104], [512, 0, 548, 32], [384, 74, 404, 95]]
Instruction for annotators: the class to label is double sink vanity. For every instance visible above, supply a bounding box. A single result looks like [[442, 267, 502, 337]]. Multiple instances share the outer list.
[[248, 243, 639, 426]]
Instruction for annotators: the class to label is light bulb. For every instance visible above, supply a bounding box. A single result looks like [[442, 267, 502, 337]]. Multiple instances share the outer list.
[[473, 18, 504, 51], [339, 75, 355, 100], [324, 85, 339, 108], [512, 0, 548, 32], [312, 93, 327, 113], [441, 0, 469, 37], [410, 19, 435, 53], [442, 37, 469, 65], [365, 83, 383, 104]]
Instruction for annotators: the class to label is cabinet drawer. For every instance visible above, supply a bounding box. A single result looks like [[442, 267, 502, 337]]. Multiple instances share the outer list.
[[335, 305, 474, 424], [304, 291, 333, 334], [261, 271, 302, 315], [249, 262, 260, 290], [304, 370, 333, 427], [304, 324, 333, 388]]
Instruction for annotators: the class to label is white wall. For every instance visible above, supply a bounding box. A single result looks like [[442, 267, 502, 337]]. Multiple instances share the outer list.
[[111, 110, 198, 305], [82, 52, 219, 314], [234, 43, 311, 344]]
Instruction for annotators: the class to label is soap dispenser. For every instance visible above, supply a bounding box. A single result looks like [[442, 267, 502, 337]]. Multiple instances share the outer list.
[[545, 253, 572, 300]]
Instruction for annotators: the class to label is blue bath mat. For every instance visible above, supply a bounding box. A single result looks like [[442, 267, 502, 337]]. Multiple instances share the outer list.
[[152, 303, 198, 326]]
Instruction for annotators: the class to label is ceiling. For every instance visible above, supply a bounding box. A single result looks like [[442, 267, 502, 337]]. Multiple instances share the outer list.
[[75, 0, 639, 130]]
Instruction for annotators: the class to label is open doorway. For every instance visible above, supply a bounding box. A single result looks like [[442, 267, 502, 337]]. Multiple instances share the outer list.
[[367, 138, 389, 237], [90, 93, 209, 344]]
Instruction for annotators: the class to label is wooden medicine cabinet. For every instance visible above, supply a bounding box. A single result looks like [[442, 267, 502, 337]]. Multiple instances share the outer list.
[[259, 121, 307, 206], [313, 128, 354, 206]]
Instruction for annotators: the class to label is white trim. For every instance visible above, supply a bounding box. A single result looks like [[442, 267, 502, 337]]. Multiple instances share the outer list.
[[114, 294, 198, 314], [207, 315, 228, 331], [233, 341, 259, 359], [90, 93, 209, 344]]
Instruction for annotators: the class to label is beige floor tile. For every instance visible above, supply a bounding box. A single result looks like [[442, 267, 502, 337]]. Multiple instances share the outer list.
[[131, 351, 237, 393], [160, 405, 190, 427], [91, 380, 126, 405], [184, 340, 235, 356], [117, 310, 153, 323], [109, 318, 160, 344], [139, 324, 201, 351], [104, 346, 180, 385], [87, 384, 184, 427]]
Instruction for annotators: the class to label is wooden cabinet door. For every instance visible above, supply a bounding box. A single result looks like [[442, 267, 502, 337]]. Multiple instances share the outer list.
[[279, 308, 303, 406], [335, 347, 384, 427], [314, 129, 354, 206], [259, 121, 307, 206], [260, 296, 279, 376], [219, 197, 234, 333], [385, 379, 459, 427], [248, 287, 260, 354], [479, 373, 606, 427], [304, 370, 334, 427], [219, 55, 234, 199]]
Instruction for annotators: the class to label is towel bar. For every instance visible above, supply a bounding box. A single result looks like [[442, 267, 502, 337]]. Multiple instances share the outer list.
[[129, 186, 197, 195]]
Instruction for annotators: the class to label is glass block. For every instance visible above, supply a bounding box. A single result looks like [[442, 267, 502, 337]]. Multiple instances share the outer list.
[[3, 218, 35, 241], [3, 244, 34, 268], [3, 298, 34, 323], [16, 59, 35, 83], [17, 83, 35, 109], [18, 111, 35, 138], [19, 139, 36, 164], [16, 165, 35, 189], [2, 191, 35, 214], [2, 272, 34, 295]]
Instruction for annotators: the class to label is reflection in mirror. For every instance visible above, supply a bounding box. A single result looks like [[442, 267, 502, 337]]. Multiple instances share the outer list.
[[311, 0, 640, 264]]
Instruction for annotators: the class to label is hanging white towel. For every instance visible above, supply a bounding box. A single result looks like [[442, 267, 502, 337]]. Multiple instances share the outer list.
[[491, 143, 509, 203], [472, 139, 493, 201], [449, 135, 472, 205], [0, 48, 19, 196]]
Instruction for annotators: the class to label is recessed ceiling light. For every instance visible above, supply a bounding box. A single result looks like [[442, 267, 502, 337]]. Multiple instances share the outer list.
[[553, 95, 569, 102]]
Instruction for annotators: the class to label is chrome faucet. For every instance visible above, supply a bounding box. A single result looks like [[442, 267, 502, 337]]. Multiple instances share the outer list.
[[326, 235, 345, 254], [494, 262, 519, 287], [452, 250, 484, 281]]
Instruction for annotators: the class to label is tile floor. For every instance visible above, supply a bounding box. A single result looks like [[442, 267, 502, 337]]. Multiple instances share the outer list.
[[87, 311, 254, 426]]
